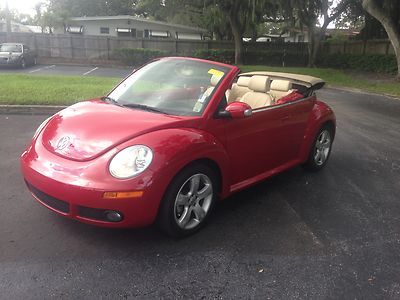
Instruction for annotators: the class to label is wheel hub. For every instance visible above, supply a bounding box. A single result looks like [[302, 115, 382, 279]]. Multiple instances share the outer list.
[[314, 129, 331, 166], [173, 173, 213, 230]]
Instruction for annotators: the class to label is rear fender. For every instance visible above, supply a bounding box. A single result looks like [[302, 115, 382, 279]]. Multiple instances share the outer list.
[[299, 100, 336, 162]]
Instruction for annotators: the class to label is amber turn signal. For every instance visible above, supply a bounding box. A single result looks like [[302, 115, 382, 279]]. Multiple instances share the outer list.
[[103, 191, 143, 199]]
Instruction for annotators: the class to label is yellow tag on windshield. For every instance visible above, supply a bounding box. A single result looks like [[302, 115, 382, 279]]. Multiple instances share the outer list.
[[208, 69, 225, 77]]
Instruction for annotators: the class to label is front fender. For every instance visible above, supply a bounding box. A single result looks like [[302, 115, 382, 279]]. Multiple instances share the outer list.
[[299, 100, 336, 162], [119, 127, 231, 199]]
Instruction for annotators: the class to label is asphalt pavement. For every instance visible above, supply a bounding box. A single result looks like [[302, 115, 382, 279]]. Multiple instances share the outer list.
[[0, 88, 400, 299], [0, 64, 132, 78]]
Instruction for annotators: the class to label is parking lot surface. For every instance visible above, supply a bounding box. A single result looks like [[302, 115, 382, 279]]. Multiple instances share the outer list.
[[0, 64, 132, 78], [0, 88, 400, 298]]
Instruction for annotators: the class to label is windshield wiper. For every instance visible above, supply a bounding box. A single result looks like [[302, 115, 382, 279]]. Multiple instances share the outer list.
[[101, 96, 123, 106], [122, 103, 168, 115]]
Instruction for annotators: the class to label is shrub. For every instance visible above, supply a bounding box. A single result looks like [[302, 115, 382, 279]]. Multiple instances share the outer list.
[[193, 48, 308, 66], [318, 53, 398, 74], [244, 50, 308, 67], [113, 48, 170, 66], [193, 49, 235, 64]]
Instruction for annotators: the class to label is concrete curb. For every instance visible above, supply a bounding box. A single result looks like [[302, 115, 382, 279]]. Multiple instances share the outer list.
[[325, 85, 400, 101], [37, 59, 134, 69], [0, 105, 66, 115]]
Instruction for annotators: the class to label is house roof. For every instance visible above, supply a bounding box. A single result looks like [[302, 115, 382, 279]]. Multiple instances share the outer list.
[[70, 15, 207, 33]]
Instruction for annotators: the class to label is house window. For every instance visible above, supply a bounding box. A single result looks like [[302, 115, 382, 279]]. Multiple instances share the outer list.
[[150, 31, 169, 38], [116, 28, 136, 37], [100, 27, 110, 34], [66, 25, 83, 34], [144, 29, 150, 38], [176, 33, 202, 40]]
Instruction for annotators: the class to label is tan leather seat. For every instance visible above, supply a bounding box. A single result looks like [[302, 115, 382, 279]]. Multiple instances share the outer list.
[[240, 76, 273, 109], [204, 74, 222, 97], [269, 80, 293, 102], [228, 76, 251, 103]]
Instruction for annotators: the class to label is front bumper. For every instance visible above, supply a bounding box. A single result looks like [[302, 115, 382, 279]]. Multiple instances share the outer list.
[[20, 139, 167, 228], [0, 57, 20, 66]]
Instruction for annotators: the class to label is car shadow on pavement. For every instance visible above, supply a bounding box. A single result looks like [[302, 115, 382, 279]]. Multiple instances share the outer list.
[[53, 166, 329, 260]]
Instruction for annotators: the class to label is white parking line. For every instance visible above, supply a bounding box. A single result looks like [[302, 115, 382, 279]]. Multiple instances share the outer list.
[[83, 67, 99, 76], [28, 65, 56, 73]]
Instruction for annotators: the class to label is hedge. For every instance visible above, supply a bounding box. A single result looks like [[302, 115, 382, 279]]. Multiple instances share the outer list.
[[193, 49, 235, 64], [113, 48, 170, 66], [113, 47, 398, 75], [317, 53, 398, 74], [193, 49, 308, 67]]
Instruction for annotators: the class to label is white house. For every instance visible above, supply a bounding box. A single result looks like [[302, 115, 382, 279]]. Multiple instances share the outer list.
[[58, 15, 207, 40]]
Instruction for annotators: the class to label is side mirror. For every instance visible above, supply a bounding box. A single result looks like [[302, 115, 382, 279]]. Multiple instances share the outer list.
[[218, 101, 252, 119]]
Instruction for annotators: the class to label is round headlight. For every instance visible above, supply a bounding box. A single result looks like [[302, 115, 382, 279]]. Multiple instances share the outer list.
[[109, 145, 153, 179]]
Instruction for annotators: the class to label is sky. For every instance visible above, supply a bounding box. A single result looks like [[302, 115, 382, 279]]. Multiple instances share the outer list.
[[3, 0, 43, 16]]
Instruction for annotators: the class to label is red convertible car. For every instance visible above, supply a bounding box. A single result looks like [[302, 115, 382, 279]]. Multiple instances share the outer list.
[[21, 57, 335, 237]]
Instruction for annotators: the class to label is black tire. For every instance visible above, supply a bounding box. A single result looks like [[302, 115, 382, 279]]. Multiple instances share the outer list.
[[303, 125, 334, 172], [157, 163, 219, 237]]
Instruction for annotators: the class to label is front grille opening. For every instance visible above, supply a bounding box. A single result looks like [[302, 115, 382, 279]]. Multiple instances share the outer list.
[[26, 182, 70, 214]]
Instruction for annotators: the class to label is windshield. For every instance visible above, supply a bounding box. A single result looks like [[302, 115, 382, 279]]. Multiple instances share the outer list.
[[108, 59, 230, 116], [0, 44, 22, 53]]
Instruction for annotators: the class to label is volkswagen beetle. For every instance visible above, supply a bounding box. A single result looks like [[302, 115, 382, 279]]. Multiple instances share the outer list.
[[21, 57, 335, 237]]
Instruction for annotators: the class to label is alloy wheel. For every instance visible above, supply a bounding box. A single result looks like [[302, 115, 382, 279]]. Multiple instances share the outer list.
[[314, 129, 331, 166], [174, 173, 213, 230]]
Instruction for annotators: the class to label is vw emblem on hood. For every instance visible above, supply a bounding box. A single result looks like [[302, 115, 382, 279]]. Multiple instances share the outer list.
[[56, 136, 71, 150]]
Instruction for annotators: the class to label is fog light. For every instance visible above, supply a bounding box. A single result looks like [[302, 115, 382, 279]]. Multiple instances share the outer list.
[[104, 210, 123, 222]]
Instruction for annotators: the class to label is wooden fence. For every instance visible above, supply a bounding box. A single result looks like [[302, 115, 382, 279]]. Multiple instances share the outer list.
[[0, 32, 394, 61]]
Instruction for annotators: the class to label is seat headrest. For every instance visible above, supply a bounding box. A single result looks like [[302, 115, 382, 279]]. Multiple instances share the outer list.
[[237, 76, 251, 87], [210, 74, 222, 86], [249, 76, 270, 93], [270, 80, 292, 92]]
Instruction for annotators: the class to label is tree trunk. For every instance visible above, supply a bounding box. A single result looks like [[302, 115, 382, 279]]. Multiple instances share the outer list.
[[5, 0, 12, 40], [307, 27, 315, 67], [310, 31, 323, 67], [363, 0, 400, 79], [228, 11, 244, 65], [251, 26, 257, 43]]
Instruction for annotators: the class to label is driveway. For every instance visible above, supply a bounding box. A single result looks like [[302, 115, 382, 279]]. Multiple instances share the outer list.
[[0, 64, 132, 78], [0, 88, 399, 299]]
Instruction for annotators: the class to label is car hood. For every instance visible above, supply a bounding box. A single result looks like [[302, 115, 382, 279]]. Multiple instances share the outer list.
[[40, 100, 193, 161], [0, 52, 21, 58]]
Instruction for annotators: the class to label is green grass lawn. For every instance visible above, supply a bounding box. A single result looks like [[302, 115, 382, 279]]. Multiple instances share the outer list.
[[240, 65, 400, 98], [0, 67, 399, 106], [0, 74, 120, 105]]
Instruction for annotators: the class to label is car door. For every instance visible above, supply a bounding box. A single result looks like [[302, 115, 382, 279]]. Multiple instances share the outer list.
[[23, 45, 30, 64], [223, 96, 314, 186], [25, 46, 34, 64], [223, 105, 288, 186], [276, 95, 315, 161]]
